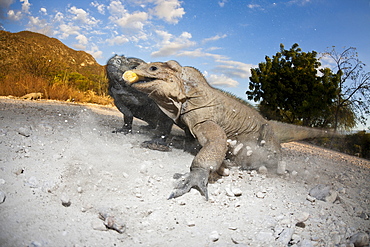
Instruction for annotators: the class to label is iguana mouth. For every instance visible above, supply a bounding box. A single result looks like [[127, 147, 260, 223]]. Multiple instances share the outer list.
[[123, 70, 156, 85]]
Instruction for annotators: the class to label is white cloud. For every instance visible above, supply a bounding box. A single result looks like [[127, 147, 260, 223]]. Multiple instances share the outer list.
[[21, 0, 31, 14], [152, 0, 185, 24], [151, 31, 196, 57], [115, 11, 148, 31], [5, 0, 30, 21], [218, 0, 228, 8], [87, 45, 103, 59], [68, 6, 99, 26], [108, 1, 148, 33], [91, 1, 106, 15], [76, 34, 88, 45], [40, 7, 47, 15], [58, 24, 80, 39], [247, 4, 263, 10], [106, 35, 130, 45], [207, 74, 239, 87], [7, 9, 22, 21], [177, 48, 228, 60], [214, 60, 254, 79], [26, 16, 53, 36], [202, 34, 227, 44]]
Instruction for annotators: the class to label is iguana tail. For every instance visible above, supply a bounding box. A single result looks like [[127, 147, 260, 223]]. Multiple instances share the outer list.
[[269, 120, 338, 143]]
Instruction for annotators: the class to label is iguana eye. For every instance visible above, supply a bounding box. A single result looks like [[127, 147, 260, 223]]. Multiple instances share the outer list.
[[149, 66, 158, 71]]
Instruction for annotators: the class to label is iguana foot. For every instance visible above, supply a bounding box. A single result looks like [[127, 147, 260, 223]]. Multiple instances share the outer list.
[[141, 139, 171, 152], [168, 168, 209, 200], [112, 127, 132, 134]]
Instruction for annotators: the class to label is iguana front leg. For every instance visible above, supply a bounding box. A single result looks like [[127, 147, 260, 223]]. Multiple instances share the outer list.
[[168, 121, 227, 200]]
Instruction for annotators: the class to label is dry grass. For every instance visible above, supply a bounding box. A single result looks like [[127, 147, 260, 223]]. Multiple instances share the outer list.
[[0, 73, 113, 105]]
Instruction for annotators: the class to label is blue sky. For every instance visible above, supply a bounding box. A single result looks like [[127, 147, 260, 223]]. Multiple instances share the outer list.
[[1, 0, 370, 128]]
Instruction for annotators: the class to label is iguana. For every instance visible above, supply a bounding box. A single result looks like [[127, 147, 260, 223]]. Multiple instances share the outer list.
[[21, 92, 43, 100], [106, 55, 174, 151], [123, 60, 335, 200]]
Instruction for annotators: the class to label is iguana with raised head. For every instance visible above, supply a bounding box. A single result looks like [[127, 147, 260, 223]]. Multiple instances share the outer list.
[[123, 60, 335, 200], [106, 55, 174, 150]]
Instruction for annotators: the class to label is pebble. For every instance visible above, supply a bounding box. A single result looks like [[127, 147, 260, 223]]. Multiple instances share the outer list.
[[277, 161, 286, 175], [258, 166, 268, 175], [256, 191, 266, 198], [277, 227, 295, 245], [209, 231, 220, 242], [60, 194, 71, 207], [309, 184, 338, 203], [225, 187, 234, 197], [231, 187, 242, 197], [187, 221, 195, 227], [0, 191, 6, 204], [298, 239, 314, 247], [18, 126, 31, 137], [25, 176, 39, 188], [295, 212, 310, 223], [0, 178, 5, 185], [350, 232, 369, 247]]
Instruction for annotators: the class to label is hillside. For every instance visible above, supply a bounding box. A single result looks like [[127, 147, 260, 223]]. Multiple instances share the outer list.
[[0, 31, 109, 104], [0, 30, 103, 75]]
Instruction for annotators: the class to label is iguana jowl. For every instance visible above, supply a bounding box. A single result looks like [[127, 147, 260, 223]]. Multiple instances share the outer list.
[[124, 60, 334, 200]]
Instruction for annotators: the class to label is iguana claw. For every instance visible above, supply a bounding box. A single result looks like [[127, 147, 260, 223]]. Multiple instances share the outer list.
[[168, 168, 209, 200]]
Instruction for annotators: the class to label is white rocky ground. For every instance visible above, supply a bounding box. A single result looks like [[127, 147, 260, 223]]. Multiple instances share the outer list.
[[0, 97, 369, 247]]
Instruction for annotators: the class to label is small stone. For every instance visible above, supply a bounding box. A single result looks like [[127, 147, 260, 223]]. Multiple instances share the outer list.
[[298, 239, 314, 247], [291, 170, 298, 177], [309, 184, 338, 203], [350, 232, 369, 247], [295, 212, 310, 222], [225, 187, 235, 197], [0, 191, 6, 204], [77, 187, 83, 193], [256, 191, 265, 198], [25, 176, 39, 188], [277, 161, 286, 175], [28, 241, 43, 247], [306, 195, 316, 202], [60, 194, 71, 207], [18, 126, 31, 137], [0, 179, 5, 185], [218, 167, 230, 176], [209, 231, 220, 242], [92, 220, 108, 231], [187, 221, 195, 227], [295, 222, 305, 228], [258, 166, 268, 175], [231, 187, 242, 197], [277, 227, 295, 245]]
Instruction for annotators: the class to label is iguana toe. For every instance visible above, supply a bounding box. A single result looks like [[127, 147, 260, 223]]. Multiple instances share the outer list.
[[141, 138, 171, 152], [168, 168, 209, 200]]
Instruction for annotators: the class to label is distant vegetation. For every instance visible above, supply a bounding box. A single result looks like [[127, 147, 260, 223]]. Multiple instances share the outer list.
[[0, 30, 111, 105], [306, 131, 370, 160]]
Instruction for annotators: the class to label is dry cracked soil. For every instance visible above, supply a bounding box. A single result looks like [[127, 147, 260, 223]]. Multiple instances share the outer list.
[[0, 97, 369, 247]]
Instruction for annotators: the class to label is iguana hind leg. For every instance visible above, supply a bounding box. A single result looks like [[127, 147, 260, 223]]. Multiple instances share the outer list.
[[168, 121, 227, 200]]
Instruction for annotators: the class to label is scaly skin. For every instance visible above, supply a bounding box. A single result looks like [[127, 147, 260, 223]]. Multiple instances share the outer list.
[[126, 60, 334, 200]]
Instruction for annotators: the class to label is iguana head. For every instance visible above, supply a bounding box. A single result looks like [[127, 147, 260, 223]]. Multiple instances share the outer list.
[[106, 55, 145, 84], [123, 60, 187, 121]]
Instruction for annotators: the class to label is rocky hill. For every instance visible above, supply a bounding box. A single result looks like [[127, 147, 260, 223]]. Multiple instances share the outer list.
[[0, 31, 109, 103], [0, 30, 104, 76]]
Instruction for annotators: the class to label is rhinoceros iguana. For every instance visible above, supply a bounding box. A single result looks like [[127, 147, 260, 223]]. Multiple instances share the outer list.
[[123, 60, 335, 200], [106, 55, 174, 151], [21, 92, 43, 100]]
